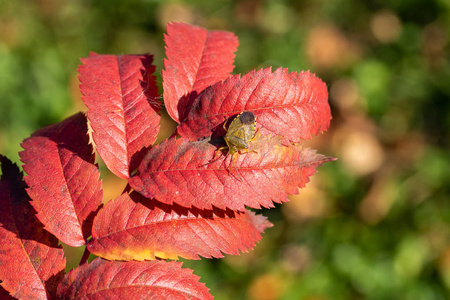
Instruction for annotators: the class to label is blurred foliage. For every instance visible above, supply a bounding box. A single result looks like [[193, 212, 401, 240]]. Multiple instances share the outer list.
[[1, 0, 450, 299]]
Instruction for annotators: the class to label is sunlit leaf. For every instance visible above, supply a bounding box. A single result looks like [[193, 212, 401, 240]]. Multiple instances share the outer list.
[[0, 156, 65, 299], [79, 53, 161, 178], [88, 192, 272, 260], [57, 258, 212, 300], [20, 112, 103, 246], [177, 67, 331, 144], [129, 136, 335, 211], [163, 22, 238, 123]]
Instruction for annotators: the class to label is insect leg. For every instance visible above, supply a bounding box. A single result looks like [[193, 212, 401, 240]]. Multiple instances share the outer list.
[[251, 127, 260, 141], [228, 152, 244, 181]]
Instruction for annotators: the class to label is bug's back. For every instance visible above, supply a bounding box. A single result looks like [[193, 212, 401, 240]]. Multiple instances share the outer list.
[[224, 112, 257, 155]]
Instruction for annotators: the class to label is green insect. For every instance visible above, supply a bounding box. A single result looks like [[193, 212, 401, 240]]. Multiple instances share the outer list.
[[213, 111, 259, 178]]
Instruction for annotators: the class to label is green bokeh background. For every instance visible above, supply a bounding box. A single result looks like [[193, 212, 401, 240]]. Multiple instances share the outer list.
[[1, 1, 449, 299]]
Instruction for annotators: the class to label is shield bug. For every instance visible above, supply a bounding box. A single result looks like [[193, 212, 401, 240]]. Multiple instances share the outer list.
[[213, 111, 259, 179], [223, 111, 257, 155]]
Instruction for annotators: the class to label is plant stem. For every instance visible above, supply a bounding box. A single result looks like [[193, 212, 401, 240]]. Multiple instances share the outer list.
[[79, 246, 91, 266]]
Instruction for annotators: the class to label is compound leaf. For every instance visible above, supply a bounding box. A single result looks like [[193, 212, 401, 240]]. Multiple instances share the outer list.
[[20, 112, 103, 246], [88, 192, 272, 261], [177, 67, 331, 144], [0, 156, 65, 300], [79, 53, 161, 178], [129, 136, 335, 211], [57, 258, 212, 300], [163, 22, 238, 123]]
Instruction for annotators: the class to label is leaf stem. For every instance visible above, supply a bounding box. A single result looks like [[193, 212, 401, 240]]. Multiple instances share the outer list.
[[122, 183, 132, 194], [79, 246, 91, 266]]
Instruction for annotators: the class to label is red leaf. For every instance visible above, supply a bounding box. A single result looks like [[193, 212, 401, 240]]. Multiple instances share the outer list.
[[177, 67, 331, 144], [163, 22, 238, 123], [129, 136, 335, 211], [0, 155, 65, 299], [20, 113, 103, 246], [88, 192, 272, 260], [79, 53, 161, 178], [57, 258, 213, 300]]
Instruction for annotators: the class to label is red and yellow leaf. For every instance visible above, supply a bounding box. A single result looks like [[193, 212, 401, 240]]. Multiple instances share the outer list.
[[177, 67, 331, 144], [79, 53, 161, 178], [0, 156, 65, 300], [163, 22, 238, 123], [129, 136, 335, 211], [57, 258, 212, 300], [88, 192, 272, 261], [20, 113, 103, 246]]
